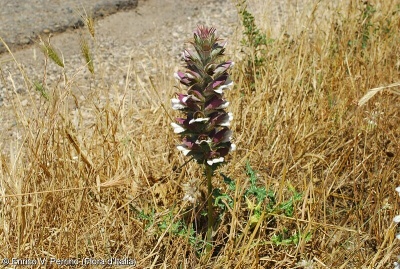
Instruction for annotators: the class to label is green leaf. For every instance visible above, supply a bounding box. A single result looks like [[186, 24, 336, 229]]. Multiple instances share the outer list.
[[213, 188, 233, 210], [220, 173, 236, 191]]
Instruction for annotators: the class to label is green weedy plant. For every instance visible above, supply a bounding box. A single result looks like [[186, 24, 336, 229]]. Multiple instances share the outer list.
[[216, 162, 308, 247], [237, 1, 268, 64], [359, 2, 376, 50], [137, 208, 204, 254], [171, 26, 236, 250], [237, 0, 272, 89], [271, 228, 312, 246]]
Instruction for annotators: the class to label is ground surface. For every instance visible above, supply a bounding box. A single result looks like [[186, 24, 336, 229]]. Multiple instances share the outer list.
[[0, 0, 308, 145], [0, 0, 139, 53]]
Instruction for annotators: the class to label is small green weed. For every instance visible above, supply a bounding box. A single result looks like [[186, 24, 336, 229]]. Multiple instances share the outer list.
[[359, 2, 376, 50], [271, 229, 312, 246], [237, 0, 273, 89], [216, 161, 307, 244], [237, 0, 269, 64], [136, 207, 205, 253]]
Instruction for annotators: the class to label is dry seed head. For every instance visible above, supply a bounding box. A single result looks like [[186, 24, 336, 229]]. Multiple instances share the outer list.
[[80, 38, 94, 74], [86, 16, 95, 38]]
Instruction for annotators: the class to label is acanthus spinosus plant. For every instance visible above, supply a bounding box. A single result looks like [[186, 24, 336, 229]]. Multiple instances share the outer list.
[[171, 25, 236, 166], [171, 26, 235, 248]]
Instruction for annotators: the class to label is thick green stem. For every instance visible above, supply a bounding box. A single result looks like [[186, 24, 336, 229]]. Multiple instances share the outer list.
[[205, 164, 214, 252]]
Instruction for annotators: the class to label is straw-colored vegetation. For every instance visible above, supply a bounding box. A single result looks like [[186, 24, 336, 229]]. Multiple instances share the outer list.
[[0, 0, 399, 268]]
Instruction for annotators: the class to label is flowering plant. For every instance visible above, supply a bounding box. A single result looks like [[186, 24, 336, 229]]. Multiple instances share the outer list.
[[171, 26, 236, 167], [171, 26, 235, 248]]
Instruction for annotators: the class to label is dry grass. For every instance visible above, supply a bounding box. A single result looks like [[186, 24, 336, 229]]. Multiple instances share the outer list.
[[1, 0, 400, 268]]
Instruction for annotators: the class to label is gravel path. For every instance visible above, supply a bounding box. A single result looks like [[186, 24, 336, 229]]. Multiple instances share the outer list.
[[0, 0, 138, 54]]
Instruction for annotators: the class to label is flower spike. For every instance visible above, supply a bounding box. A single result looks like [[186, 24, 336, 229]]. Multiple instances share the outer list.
[[171, 26, 235, 166]]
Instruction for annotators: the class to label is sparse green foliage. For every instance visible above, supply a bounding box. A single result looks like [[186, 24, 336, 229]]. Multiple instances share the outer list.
[[244, 161, 267, 203], [237, 0, 273, 89], [215, 162, 305, 237], [271, 229, 312, 246], [213, 188, 234, 211], [359, 2, 376, 50], [137, 207, 205, 253], [237, 0, 269, 65], [137, 208, 156, 230], [276, 185, 302, 217], [213, 173, 235, 212]]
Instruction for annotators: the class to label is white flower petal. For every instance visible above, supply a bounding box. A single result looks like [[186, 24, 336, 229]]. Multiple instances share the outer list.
[[396, 234, 400, 240], [207, 157, 224, 165], [394, 215, 400, 223], [186, 72, 195, 79], [189, 117, 209, 124], [173, 72, 181, 81], [220, 113, 233, 127], [214, 80, 234, 93], [195, 138, 212, 145], [171, 123, 185, 133], [396, 186, 400, 195], [177, 145, 191, 156], [216, 101, 229, 109], [214, 88, 223, 94], [171, 98, 185, 110], [230, 143, 236, 152]]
